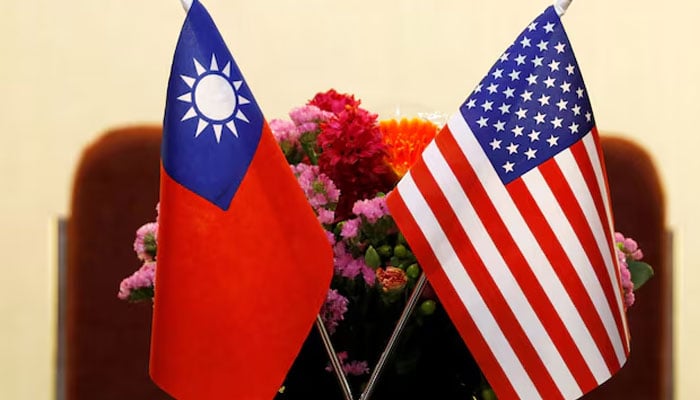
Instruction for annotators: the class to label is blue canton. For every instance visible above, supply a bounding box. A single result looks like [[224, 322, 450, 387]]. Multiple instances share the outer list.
[[460, 6, 594, 184], [162, 0, 264, 210]]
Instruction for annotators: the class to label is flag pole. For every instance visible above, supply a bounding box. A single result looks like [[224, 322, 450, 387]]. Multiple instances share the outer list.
[[359, 273, 428, 400], [180, 0, 192, 12], [316, 316, 355, 400], [554, 0, 572, 16]]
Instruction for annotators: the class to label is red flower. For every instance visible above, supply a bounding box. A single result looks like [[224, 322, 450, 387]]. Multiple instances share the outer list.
[[317, 106, 397, 219], [309, 89, 361, 114]]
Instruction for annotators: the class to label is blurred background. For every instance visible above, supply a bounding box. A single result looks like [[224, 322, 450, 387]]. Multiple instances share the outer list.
[[1, 0, 696, 398]]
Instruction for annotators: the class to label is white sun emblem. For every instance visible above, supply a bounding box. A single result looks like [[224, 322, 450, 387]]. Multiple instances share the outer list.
[[177, 54, 251, 143]]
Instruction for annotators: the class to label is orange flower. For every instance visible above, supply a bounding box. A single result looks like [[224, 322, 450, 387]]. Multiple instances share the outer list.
[[379, 117, 439, 177], [376, 266, 408, 293]]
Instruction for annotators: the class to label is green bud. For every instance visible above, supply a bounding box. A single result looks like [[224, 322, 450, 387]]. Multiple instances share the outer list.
[[481, 387, 497, 400], [394, 244, 408, 258], [397, 232, 407, 245], [364, 246, 381, 269], [420, 300, 436, 316], [377, 244, 393, 257], [334, 221, 345, 236], [406, 263, 421, 279]]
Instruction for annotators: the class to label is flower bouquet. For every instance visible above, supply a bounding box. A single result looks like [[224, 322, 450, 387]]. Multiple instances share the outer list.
[[119, 89, 654, 399]]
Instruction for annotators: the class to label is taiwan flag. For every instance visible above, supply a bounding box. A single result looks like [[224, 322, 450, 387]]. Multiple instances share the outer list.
[[149, 1, 333, 399]]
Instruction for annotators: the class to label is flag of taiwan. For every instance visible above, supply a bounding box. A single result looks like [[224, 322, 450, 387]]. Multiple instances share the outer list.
[[149, 1, 333, 399]]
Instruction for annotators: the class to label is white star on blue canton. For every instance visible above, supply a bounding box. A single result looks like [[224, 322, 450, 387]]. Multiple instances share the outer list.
[[560, 81, 571, 92], [525, 147, 537, 159], [503, 161, 515, 172], [534, 112, 546, 124], [568, 122, 580, 134]]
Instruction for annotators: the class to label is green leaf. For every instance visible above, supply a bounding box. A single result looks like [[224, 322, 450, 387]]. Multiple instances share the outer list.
[[128, 286, 154, 302], [627, 261, 654, 290]]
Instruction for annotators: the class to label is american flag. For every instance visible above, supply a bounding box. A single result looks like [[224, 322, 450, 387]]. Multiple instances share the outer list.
[[387, 6, 629, 400]]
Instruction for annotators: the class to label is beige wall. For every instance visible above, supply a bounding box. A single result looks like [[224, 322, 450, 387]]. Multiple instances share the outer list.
[[1, 0, 697, 398]]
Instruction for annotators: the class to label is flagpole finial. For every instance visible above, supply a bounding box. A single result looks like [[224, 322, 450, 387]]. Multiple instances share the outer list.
[[180, 0, 192, 12], [554, 0, 572, 16]]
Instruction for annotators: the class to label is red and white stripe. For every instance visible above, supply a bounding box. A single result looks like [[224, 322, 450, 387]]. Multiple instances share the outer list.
[[387, 112, 630, 400]]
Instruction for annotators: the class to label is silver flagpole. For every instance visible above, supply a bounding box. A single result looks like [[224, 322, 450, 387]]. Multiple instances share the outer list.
[[554, 0, 573, 16], [359, 273, 428, 400], [180, 0, 193, 12], [316, 315, 355, 400]]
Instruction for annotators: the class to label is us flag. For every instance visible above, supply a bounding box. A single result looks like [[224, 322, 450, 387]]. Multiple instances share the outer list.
[[387, 6, 629, 400]]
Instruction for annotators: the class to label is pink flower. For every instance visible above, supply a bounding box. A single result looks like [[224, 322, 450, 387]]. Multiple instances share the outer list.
[[352, 196, 390, 223], [376, 266, 408, 293], [333, 242, 376, 285], [289, 105, 333, 132], [615, 232, 644, 260], [340, 218, 361, 239], [324, 230, 336, 246], [317, 208, 336, 225], [614, 232, 640, 309], [616, 248, 635, 309], [118, 261, 156, 300], [325, 351, 369, 376], [269, 118, 301, 144], [133, 222, 158, 261], [320, 289, 349, 334], [291, 163, 339, 210]]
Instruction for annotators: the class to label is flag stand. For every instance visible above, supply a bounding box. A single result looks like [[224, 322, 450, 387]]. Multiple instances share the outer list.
[[315, 315, 354, 400], [315, 273, 428, 400]]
